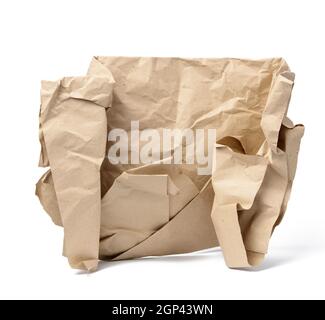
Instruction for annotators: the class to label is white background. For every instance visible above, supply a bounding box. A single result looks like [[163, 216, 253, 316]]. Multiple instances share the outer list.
[[0, 0, 324, 300]]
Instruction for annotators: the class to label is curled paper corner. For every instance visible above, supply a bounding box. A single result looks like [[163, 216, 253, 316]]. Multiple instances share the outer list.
[[246, 251, 266, 268], [68, 257, 99, 273], [35, 170, 62, 227]]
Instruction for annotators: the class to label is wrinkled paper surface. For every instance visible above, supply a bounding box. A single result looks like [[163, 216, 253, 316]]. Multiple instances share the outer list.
[[36, 57, 304, 271]]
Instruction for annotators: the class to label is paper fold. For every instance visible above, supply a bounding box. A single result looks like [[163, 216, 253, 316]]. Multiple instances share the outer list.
[[38, 76, 114, 271]]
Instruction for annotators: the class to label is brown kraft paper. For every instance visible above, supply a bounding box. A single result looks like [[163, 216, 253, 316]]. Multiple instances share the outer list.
[[36, 57, 304, 271]]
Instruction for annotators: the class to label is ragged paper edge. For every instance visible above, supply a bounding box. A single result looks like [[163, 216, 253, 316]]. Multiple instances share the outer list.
[[37, 74, 115, 272], [210, 67, 304, 268]]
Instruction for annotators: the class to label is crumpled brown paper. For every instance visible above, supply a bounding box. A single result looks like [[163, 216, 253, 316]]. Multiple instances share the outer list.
[[36, 57, 304, 271]]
